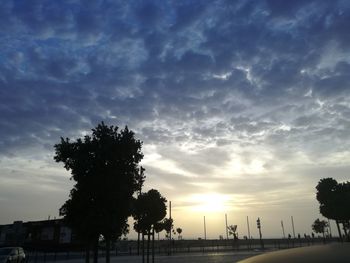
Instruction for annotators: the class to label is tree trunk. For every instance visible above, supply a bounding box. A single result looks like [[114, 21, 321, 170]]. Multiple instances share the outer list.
[[105, 237, 110, 263], [336, 220, 343, 242], [93, 237, 98, 263], [342, 222, 348, 241], [322, 231, 325, 243], [152, 228, 155, 263], [137, 232, 140, 255], [147, 232, 150, 263], [142, 233, 145, 263], [85, 242, 90, 263]]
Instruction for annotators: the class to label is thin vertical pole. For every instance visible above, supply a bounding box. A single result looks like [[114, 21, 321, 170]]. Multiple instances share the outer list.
[[257, 217, 264, 250], [281, 220, 286, 238], [204, 216, 207, 240], [291, 216, 295, 238], [247, 216, 251, 239], [225, 214, 229, 240], [169, 201, 172, 256], [169, 201, 172, 240], [336, 220, 343, 242]]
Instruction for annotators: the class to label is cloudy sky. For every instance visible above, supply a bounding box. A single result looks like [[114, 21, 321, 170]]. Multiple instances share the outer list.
[[1, 0, 350, 239]]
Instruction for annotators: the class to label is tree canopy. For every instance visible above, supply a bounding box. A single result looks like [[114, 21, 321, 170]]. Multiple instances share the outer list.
[[55, 122, 144, 262], [316, 178, 350, 221], [312, 218, 328, 236], [132, 189, 167, 263], [227, 225, 238, 240], [133, 189, 167, 234]]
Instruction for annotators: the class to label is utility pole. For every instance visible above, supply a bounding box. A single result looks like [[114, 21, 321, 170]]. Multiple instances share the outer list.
[[225, 214, 229, 240], [204, 216, 207, 240], [291, 216, 296, 238], [169, 201, 172, 240], [257, 217, 264, 250], [169, 201, 172, 256], [281, 220, 286, 238], [247, 216, 251, 239], [247, 216, 251, 249]]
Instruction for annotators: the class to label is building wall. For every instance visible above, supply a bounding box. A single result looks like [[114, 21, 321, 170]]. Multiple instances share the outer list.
[[0, 219, 77, 249]]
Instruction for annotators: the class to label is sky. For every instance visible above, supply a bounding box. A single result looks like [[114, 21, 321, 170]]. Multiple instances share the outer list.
[[1, 0, 350, 239]]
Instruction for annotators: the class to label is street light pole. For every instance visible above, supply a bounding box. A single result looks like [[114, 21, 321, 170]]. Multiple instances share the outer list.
[[169, 201, 172, 256], [247, 216, 251, 239], [169, 201, 172, 240], [225, 214, 228, 240], [281, 220, 286, 239], [247, 216, 251, 249], [291, 216, 296, 238], [204, 216, 207, 240]]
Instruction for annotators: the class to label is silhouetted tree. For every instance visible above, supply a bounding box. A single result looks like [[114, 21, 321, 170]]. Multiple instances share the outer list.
[[176, 227, 182, 239], [312, 218, 328, 240], [161, 217, 173, 255], [227, 225, 238, 240], [59, 188, 100, 263], [132, 189, 167, 263], [162, 218, 173, 238], [316, 178, 350, 241], [154, 222, 165, 239], [55, 122, 144, 263]]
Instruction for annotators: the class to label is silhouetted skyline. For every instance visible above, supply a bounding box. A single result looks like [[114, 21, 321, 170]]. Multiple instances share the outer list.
[[1, 0, 350, 238]]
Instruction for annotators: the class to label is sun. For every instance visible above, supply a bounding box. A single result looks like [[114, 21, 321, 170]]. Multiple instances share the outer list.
[[189, 193, 231, 213]]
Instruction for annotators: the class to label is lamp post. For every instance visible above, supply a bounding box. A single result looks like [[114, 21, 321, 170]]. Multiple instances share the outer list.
[[204, 216, 207, 240], [281, 220, 286, 239], [225, 214, 228, 240], [291, 216, 296, 239], [247, 216, 251, 249]]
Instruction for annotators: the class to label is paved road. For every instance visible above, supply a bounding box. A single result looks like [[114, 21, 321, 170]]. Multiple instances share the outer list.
[[52, 251, 263, 263], [239, 243, 350, 263]]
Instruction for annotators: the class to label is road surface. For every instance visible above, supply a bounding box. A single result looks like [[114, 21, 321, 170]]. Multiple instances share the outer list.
[[50, 251, 263, 263]]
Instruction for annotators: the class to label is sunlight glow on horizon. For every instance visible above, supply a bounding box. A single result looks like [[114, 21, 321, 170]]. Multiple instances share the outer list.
[[187, 193, 233, 213]]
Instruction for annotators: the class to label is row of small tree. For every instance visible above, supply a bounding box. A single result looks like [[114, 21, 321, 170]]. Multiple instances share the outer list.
[[315, 178, 350, 241], [54, 122, 177, 263]]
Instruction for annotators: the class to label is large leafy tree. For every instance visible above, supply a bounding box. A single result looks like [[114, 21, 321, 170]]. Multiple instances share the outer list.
[[55, 122, 144, 263], [316, 178, 350, 241], [316, 178, 338, 219]]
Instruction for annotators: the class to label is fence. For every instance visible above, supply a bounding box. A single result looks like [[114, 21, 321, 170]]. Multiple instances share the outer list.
[[24, 237, 338, 262]]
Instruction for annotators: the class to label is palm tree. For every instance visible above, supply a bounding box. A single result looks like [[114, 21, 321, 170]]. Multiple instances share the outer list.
[[227, 225, 238, 240]]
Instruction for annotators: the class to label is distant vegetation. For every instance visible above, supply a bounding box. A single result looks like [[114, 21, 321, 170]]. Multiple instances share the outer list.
[[312, 218, 328, 239]]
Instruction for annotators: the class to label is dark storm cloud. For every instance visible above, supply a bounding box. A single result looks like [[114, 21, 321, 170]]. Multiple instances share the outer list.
[[1, 0, 350, 224]]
